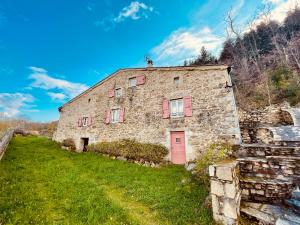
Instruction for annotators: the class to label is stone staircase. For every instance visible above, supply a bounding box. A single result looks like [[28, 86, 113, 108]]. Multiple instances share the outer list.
[[236, 144, 300, 224]]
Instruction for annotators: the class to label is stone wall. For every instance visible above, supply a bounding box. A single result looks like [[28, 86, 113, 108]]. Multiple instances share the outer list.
[[209, 161, 241, 225], [53, 66, 241, 162], [0, 129, 14, 160], [238, 105, 294, 144], [235, 144, 299, 205]]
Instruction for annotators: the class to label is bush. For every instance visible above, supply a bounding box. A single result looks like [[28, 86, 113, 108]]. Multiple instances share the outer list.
[[62, 138, 76, 151], [87, 139, 168, 163], [194, 142, 233, 190]]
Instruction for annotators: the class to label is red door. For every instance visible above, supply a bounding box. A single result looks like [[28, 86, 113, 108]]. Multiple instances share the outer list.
[[171, 131, 186, 164]]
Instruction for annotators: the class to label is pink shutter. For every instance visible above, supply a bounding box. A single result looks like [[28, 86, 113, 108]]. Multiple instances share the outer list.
[[184, 96, 192, 117], [108, 88, 115, 98], [78, 118, 82, 127], [136, 75, 146, 85], [88, 117, 92, 126], [162, 100, 170, 118], [119, 108, 125, 123], [105, 111, 111, 124]]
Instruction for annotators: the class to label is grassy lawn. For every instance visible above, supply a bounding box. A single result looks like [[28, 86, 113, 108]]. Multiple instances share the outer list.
[[0, 136, 212, 225]]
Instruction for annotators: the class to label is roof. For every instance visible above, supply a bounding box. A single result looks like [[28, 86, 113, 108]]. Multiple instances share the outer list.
[[59, 64, 229, 109]]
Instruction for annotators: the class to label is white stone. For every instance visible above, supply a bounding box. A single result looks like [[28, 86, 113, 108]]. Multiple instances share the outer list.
[[185, 163, 196, 171], [223, 199, 238, 219], [242, 189, 249, 196], [216, 166, 233, 181], [224, 183, 236, 199], [209, 165, 215, 177], [211, 179, 224, 196], [211, 194, 220, 214]]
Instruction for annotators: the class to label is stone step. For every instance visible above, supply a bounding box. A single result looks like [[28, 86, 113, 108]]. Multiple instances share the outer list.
[[241, 201, 300, 225], [240, 177, 294, 203], [238, 144, 300, 157], [237, 156, 300, 180], [276, 217, 300, 225], [292, 191, 300, 201], [285, 199, 300, 215]]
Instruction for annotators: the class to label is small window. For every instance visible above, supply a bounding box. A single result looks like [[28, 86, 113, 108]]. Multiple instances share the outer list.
[[82, 117, 89, 126], [174, 77, 180, 86], [176, 138, 181, 143], [129, 77, 137, 87], [115, 88, 122, 97], [88, 98, 91, 103], [170, 98, 184, 118], [111, 109, 120, 123]]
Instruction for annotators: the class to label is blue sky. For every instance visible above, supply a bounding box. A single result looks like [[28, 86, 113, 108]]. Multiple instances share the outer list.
[[0, 0, 296, 122]]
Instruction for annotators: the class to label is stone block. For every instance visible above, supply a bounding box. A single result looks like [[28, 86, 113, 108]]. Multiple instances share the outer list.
[[216, 166, 233, 181], [211, 194, 220, 214], [242, 189, 250, 196], [211, 179, 224, 196], [209, 165, 215, 177], [224, 183, 236, 199], [223, 199, 238, 219]]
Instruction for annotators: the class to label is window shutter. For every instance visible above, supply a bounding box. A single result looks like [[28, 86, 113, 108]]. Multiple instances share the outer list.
[[162, 100, 170, 118], [184, 96, 192, 117], [105, 111, 111, 124], [119, 108, 125, 123], [136, 75, 146, 85], [108, 88, 115, 98], [78, 118, 83, 127], [88, 117, 92, 126]]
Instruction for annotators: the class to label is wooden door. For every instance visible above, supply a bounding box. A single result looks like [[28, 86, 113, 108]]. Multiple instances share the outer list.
[[171, 131, 186, 164]]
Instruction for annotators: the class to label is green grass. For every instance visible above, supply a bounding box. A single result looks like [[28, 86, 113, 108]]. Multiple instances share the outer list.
[[0, 136, 212, 225]]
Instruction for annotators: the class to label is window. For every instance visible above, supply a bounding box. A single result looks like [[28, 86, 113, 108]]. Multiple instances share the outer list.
[[88, 98, 91, 103], [129, 77, 137, 87], [82, 117, 89, 126], [115, 88, 122, 97], [176, 137, 181, 143], [174, 77, 180, 86], [111, 109, 120, 123], [170, 98, 184, 118]]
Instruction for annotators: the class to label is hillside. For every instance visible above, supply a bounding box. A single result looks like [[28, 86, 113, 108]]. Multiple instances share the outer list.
[[188, 7, 300, 109]]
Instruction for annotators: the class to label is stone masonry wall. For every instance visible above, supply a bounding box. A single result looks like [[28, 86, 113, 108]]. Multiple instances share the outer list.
[[209, 161, 241, 225], [238, 105, 294, 144], [53, 66, 241, 162], [236, 145, 299, 204]]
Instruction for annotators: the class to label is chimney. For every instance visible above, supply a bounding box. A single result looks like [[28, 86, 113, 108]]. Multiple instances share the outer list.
[[146, 57, 153, 68]]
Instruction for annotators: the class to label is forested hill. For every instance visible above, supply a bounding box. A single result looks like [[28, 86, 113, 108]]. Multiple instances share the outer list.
[[187, 7, 300, 109]]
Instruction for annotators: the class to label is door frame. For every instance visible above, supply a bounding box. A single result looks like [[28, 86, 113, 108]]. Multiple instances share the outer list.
[[80, 137, 89, 152], [165, 128, 191, 163], [170, 131, 186, 164]]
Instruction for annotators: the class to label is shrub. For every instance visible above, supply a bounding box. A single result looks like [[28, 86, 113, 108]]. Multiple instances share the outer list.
[[194, 142, 233, 190], [62, 138, 76, 151], [87, 139, 168, 163], [14, 129, 29, 136]]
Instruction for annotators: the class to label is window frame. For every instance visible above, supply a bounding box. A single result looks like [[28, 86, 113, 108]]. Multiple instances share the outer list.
[[170, 98, 184, 118], [115, 88, 122, 98], [82, 117, 89, 127], [174, 77, 180, 86], [111, 109, 120, 123], [129, 77, 137, 87]]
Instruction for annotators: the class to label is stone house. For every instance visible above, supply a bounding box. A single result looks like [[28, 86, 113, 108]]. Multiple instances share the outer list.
[[53, 64, 241, 164]]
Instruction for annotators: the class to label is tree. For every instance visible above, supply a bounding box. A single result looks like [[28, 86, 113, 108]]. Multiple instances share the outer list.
[[188, 47, 217, 66]]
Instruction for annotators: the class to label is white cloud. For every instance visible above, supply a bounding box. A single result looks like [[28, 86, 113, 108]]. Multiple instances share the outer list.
[[47, 92, 67, 101], [0, 93, 35, 118], [151, 27, 223, 65], [114, 1, 154, 23], [263, 0, 283, 4], [28, 66, 88, 101]]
